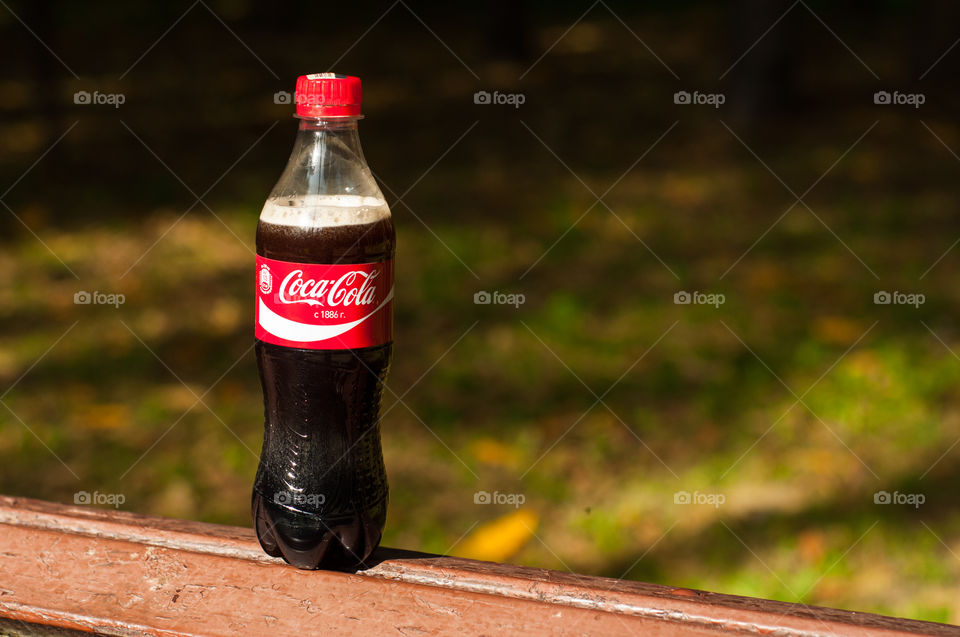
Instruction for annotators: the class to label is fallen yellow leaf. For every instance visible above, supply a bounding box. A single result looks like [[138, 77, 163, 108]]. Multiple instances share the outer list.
[[470, 437, 521, 468], [453, 508, 539, 562], [75, 403, 131, 430]]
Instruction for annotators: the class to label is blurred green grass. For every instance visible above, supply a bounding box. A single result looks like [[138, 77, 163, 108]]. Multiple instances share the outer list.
[[1, 1, 960, 624]]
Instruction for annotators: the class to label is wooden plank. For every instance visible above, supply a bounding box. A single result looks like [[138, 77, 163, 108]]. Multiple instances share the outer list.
[[0, 495, 954, 636]]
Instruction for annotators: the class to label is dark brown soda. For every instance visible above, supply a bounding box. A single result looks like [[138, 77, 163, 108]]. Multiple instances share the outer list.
[[252, 215, 394, 571]]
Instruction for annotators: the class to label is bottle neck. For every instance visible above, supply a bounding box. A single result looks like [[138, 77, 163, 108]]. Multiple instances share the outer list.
[[294, 117, 367, 174], [297, 117, 361, 132], [268, 115, 382, 202]]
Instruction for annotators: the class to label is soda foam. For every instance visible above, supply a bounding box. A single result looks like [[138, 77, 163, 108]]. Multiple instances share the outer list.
[[260, 194, 390, 229]]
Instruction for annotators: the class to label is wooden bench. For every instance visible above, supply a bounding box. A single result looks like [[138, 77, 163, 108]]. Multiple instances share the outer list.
[[0, 495, 955, 636]]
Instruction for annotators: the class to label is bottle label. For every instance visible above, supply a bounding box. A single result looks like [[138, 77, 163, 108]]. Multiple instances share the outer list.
[[255, 256, 393, 349]]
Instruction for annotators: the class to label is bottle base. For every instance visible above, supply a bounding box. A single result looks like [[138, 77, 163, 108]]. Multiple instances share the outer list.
[[252, 491, 387, 571]]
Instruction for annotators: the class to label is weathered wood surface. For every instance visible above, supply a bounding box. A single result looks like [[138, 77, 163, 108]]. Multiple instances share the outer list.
[[0, 496, 955, 636]]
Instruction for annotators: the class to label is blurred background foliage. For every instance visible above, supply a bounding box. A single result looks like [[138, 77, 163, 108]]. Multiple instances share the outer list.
[[1, 0, 960, 623]]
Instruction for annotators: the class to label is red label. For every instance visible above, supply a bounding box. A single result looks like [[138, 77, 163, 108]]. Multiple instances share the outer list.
[[255, 256, 393, 349]]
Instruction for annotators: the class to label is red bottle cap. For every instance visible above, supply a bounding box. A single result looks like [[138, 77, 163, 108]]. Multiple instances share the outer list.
[[295, 73, 362, 118]]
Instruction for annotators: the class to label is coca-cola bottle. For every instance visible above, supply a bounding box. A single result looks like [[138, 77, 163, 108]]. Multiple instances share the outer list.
[[252, 74, 394, 570]]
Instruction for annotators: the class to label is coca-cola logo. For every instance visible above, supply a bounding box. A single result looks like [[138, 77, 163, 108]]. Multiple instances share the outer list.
[[256, 256, 393, 349], [278, 268, 380, 307]]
